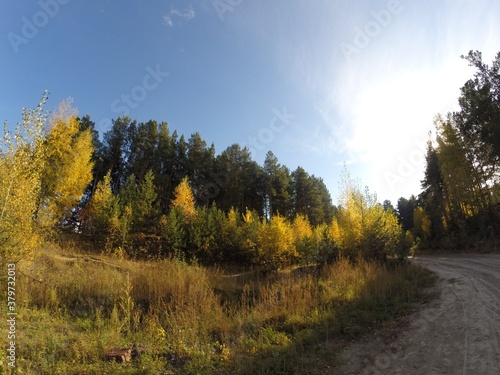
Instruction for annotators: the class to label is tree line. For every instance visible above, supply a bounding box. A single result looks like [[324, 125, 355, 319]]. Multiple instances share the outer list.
[[74, 106, 408, 266], [1, 94, 408, 269], [395, 51, 500, 248], [81, 115, 337, 227], [4, 50, 496, 267]]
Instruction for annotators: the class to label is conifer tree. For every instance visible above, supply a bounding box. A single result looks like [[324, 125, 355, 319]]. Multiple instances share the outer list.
[[87, 171, 116, 244], [134, 170, 157, 230], [158, 209, 187, 257]]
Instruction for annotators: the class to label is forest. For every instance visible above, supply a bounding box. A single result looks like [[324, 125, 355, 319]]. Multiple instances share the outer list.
[[398, 51, 500, 250], [0, 51, 499, 374], [1, 88, 410, 271], [3, 52, 500, 270]]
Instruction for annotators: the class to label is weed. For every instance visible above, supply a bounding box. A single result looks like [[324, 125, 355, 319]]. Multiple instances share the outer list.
[[6, 241, 434, 374]]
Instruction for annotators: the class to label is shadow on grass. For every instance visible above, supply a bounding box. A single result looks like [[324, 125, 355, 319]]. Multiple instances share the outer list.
[[221, 262, 436, 375]]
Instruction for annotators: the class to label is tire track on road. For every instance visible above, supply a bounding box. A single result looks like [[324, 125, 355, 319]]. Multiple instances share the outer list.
[[338, 254, 500, 375]]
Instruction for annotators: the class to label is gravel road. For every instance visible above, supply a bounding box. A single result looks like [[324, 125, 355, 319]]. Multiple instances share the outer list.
[[339, 254, 500, 374]]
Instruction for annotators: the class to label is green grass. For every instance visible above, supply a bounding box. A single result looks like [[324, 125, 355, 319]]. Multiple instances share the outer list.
[[0, 239, 436, 375]]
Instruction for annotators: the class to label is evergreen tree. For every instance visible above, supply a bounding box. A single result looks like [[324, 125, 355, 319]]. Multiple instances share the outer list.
[[263, 151, 292, 219], [187, 132, 216, 206], [135, 170, 157, 230], [396, 195, 418, 231], [188, 204, 226, 262], [313, 176, 336, 224], [215, 144, 264, 214], [291, 167, 325, 225], [101, 116, 136, 192], [453, 51, 500, 183], [158, 209, 187, 257], [127, 120, 160, 181], [173, 133, 189, 187], [420, 141, 446, 241], [154, 121, 176, 211], [86, 171, 117, 245]]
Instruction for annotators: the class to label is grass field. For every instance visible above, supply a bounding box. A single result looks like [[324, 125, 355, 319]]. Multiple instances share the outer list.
[[1, 238, 436, 374]]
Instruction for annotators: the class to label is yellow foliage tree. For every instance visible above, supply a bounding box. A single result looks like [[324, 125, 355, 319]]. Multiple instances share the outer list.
[[38, 99, 94, 229], [0, 92, 48, 262], [435, 115, 484, 227], [172, 177, 196, 221], [87, 172, 116, 240], [332, 167, 404, 261], [171, 177, 196, 221], [413, 206, 432, 240], [257, 214, 296, 269], [292, 214, 313, 240], [240, 208, 259, 259], [293, 214, 315, 263]]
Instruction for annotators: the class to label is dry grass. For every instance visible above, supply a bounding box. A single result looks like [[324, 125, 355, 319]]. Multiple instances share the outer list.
[[1, 240, 435, 374]]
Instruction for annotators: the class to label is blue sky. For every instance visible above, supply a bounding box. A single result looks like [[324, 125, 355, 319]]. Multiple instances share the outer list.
[[1, 0, 500, 205]]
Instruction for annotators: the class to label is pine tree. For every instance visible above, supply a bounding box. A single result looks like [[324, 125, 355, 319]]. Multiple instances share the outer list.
[[187, 132, 216, 206], [87, 171, 117, 244], [454, 51, 500, 182], [420, 141, 446, 240], [101, 117, 135, 192], [154, 121, 175, 211], [127, 120, 159, 181], [134, 170, 157, 230], [263, 151, 292, 219], [158, 209, 186, 257], [291, 167, 325, 225], [215, 144, 264, 214]]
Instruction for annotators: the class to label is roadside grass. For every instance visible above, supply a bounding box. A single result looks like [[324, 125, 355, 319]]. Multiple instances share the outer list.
[[1, 240, 436, 374]]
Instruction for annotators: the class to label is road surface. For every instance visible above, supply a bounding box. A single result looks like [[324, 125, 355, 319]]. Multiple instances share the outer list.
[[339, 254, 500, 374]]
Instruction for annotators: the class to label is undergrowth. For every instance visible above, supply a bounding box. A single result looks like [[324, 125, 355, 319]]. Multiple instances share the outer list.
[[0, 240, 435, 375]]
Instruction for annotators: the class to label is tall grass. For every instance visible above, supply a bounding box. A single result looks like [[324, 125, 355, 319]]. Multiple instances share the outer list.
[[2, 241, 435, 374]]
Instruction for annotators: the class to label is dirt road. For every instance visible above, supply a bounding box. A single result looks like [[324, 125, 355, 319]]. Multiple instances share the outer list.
[[339, 255, 500, 374]]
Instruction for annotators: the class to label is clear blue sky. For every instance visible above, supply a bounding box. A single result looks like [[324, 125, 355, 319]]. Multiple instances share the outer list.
[[1, 0, 499, 205]]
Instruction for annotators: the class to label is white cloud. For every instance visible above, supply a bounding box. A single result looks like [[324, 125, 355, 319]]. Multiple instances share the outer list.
[[171, 6, 195, 20], [163, 15, 174, 27], [163, 5, 196, 27]]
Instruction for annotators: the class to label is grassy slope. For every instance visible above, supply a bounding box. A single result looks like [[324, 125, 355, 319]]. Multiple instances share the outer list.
[[1, 239, 436, 375]]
